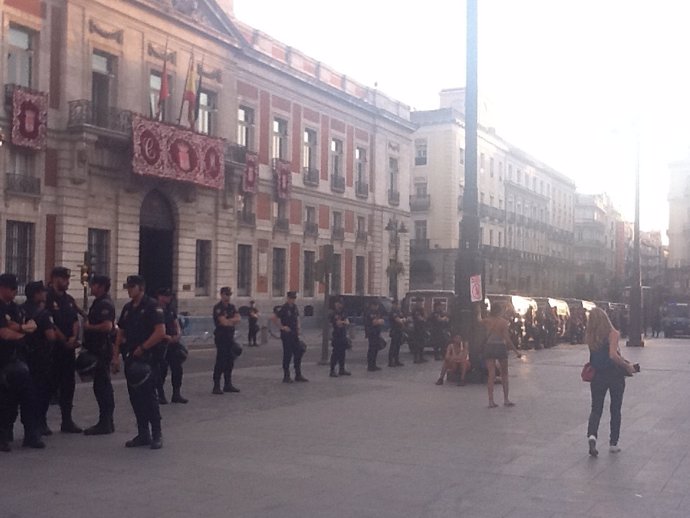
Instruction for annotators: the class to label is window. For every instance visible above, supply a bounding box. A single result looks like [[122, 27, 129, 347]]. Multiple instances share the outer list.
[[499, 198, 503, 210], [272, 118, 288, 160], [7, 25, 34, 87], [239, 193, 254, 218], [414, 220, 427, 240], [389, 157, 399, 192], [517, 169, 522, 183], [490, 195, 494, 207], [9, 148, 33, 176], [353, 256, 365, 296], [508, 164, 513, 180], [238, 106, 255, 149], [459, 147, 465, 165], [333, 211, 342, 230], [355, 147, 367, 184], [195, 240, 211, 295], [88, 228, 110, 276], [197, 91, 216, 135], [92, 50, 116, 125], [480, 153, 485, 172], [489, 229, 494, 246], [237, 244, 252, 296], [498, 231, 502, 248], [305, 206, 316, 224], [303, 250, 315, 297], [357, 216, 366, 232], [331, 253, 342, 295], [415, 183, 428, 197], [331, 138, 343, 177], [149, 70, 172, 121], [276, 200, 288, 220], [414, 139, 427, 166], [5, 221, 34, 292], [490, 157, 494, 177], [272, 248, 286, 297], [303, 128, 317, 170], [480, 192, 485, 204]]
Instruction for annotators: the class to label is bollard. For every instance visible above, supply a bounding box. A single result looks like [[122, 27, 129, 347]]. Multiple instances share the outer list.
[[260, 325, 268, 345]]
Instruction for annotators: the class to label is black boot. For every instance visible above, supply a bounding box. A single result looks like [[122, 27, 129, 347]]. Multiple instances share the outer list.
[[223, 384, 240, 393], [22, 431, 46, 449], [60, 417, 82, 434], [150, 431, 163, 450], [338, 369, 351, 376], [171, 390, 188, 404], [158, 388, 168, 405], [39, 422, 52, 436], [283, 370, 293, 383], [212, 382, 223, 395], [125, 428, 151, 447], [84, 418, 114, 436], [294, 371, 309, 382]]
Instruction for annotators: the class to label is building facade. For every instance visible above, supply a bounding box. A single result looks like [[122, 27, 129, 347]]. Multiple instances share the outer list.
[[0, 0, 413, 312]]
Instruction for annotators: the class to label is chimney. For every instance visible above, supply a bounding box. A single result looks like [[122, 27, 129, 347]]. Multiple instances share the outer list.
[[215, 0, 234, 17]]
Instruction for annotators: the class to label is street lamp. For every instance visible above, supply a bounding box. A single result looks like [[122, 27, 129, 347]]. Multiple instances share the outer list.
[[385, 218, 407, 300]]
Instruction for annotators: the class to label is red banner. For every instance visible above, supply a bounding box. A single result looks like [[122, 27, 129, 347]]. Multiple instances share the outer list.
[[273, 159, 291, 200], [132, 115, 224, 190], [243, 152, 258, 193], [11, 87, 47, 150]]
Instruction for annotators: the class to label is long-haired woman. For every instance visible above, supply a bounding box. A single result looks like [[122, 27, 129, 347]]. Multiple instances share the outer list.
[[585, 307, 635, 457]]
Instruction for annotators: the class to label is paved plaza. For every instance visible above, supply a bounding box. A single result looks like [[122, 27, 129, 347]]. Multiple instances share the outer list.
[[3, 335, 690, 518]]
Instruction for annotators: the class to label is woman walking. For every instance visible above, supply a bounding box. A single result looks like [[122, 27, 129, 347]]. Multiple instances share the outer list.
[[481, 302, 522, 408], [586, 307, 635, 457]]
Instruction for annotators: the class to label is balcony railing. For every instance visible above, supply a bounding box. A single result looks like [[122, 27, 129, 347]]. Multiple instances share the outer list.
[[355, 181, 369, 198], [410, 238, 430, 250], [479, 204, 505, 221], [355, 230, 368, 243], [274, 217, 290, 233], [331, 227, 345, 241], [331, 174, 345, 193], [410, 194, 431, 212], [304, 221, 319, 237], [303, 167, 320, 187], [226, 143, 248, 165], [5, 173, 40, 196], [237, 211, 256, 227], [67, 100, 133, 135], [388, 189, 400, 206]]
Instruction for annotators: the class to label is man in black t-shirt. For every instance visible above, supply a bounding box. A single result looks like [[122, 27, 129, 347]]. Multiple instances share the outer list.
[[388, 299, 405, 368], [272, 291, 307, 383], [157, 288, 187, 404], [212, 287, 241, 395], [113, 275, 166, 450], [329, 298, 351, 377], [364, 299, 385, 372], [247, 300, 260, 347]]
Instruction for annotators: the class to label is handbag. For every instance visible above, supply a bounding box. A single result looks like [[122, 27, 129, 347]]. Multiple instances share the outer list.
[[298, 339, 308, 353], [230, 341, 243, 358], [377, 337, 387, 351], [581, 362, 595, 382]]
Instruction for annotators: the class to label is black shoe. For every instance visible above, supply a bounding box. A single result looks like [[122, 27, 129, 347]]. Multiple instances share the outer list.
[[171, 393, 189, 404], [223, 385, 240, 393], [329, 371, 338, 378], [84, 421, 114, 436], [22, 435, 46, 449], [212, 385, 224, 395], [39, 423, 53, 436], [150, 433, 163, 450], [338, 370, 351, 376], [294, 374, 309, 382], [158, 394, 168, 405], [60, 420, 83, 434], [125, 434, 151, 448], [394, 361, 405, 367], [367, 366, 382, 372], [283, 375, 293, 383]]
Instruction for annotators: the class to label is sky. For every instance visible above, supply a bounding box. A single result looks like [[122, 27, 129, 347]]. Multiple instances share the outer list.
[[234, 0, 690, 235]]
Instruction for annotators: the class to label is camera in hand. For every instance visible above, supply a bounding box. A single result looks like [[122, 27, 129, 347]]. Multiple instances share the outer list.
[[633, 363, 640, 373]]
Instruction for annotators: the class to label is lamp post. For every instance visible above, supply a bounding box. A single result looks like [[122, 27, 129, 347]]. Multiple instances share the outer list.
[[627, 139, 644, 347], [385, 218, 407, 301]]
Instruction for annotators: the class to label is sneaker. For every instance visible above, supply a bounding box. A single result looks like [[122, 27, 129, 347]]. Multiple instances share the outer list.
[[609, 443, 621, 453], [588, 435, 598, 457]]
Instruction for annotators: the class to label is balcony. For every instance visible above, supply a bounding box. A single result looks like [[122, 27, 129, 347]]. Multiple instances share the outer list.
[[274, 217, 290, 233], [355, 181, 369, 198], [237, 211, 256, 228], [331, 174, 345, 193], [331, 227, 345, 241], [304, 221, 319, 237], [5, 173, 40, 196], [410, 194, 431, 212], [303, 167, 320, 187], [388, 189, 400, 206], [355, 229, 368, 243], [410, 238, 430, 250], [479, 204, 505, 221], [226, 143, 248, 165], [67, 100, 133, 137]]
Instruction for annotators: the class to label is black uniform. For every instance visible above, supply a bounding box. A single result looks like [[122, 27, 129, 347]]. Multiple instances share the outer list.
[[83, 294, 116, 428], [46, 288, 80, 426], [430, 309, 450, 360], [276, 303, 302, 378], [329, 308, 348, 374], [160, 306, 184, 398], [20, 300, 55, 431], [364, 306, 383, 370], [117, 296, 164, 440], [388, 307, 405, 367], [248, 306, 260, 347], [411, 307, 428, 363], [212, 301, 238, 390]]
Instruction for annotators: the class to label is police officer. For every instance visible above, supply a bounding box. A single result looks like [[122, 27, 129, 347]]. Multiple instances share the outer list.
[[82, 275, 116, 436], [411, 303, 428, 364], [364, 299, 385, 372], [329, 297, 351, 377], [247, 300, 260, 347], [21, 281, 56, 436], [430, 301, 450, 361], [112, 275, 166, 450], [46, 266, 82, 433], [0, 273, 44, 451], [212, 287, 241, 395], [388, 299, 405, 368], [157, 288, 187, 404], [272, 291, 308, 383]]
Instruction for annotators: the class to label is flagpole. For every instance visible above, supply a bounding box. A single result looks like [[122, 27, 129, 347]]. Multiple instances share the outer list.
[[178, 53, 193, 126], [156, 38, 169, 121], [192, 55, 205, 131]]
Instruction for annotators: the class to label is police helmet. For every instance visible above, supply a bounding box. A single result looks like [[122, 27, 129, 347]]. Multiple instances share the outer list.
[[168, 343, 189, 364], [75, 350, 99, 381], [0, 360, 31, 391], [125, 359, 152, 389]]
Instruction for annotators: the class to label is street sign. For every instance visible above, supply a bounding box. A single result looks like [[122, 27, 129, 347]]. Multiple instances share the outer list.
[[470, 274, 483, 302]]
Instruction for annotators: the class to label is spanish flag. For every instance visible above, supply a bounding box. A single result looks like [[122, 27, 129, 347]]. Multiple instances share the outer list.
[[182, 55, 197, 128]]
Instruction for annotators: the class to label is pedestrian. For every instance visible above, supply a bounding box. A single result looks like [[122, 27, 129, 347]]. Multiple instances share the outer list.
[[20, 281, 56, 436], [435, 334, 471, 386], [586, 307, 636, 457], [364, 299, 385, 372], [329, 297, 351, 377], [82, 275, 116, 436], [112, 275, 166, 450], [46, 266, 82, 433], [410, 302, 427, 363], [272, 291, 308, 383], [388, 299, 405, 367], [247, 300, 260, 347], [212, 286, 241, 394], [429, 301, 450, 360], [157, 289, 188, 404], [0, 273, 44, 451], [480, 302, 522, 408]]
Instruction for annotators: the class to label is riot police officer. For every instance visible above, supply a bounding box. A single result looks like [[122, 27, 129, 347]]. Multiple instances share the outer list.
[[157, 288, 187, 404], [364, 299, 385, 372], [388, 299, 405, 368], [46, 266, 82, 433], [212, 287, 241, 395], [272, 291, 308, 383], [82, 275, 116, 436], [411, 303, 428, 364], [112, 275, 166, 450], [247, 300, 260, 347], [20, 281, 56, 436], [329, 297, 351, 377], [0, 273, 44, 451], [429, 301, 450, 361]]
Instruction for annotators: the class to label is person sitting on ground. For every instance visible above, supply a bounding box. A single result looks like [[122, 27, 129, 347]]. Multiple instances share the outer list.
[[435, 334, 471, 386]]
